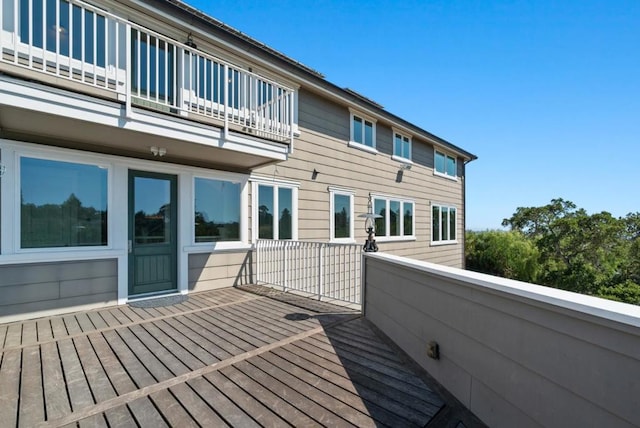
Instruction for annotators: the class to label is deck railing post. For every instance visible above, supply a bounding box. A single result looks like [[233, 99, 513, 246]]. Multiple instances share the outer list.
[[125, 23, 132, 118], [223, 63, 229, 139], [283, 241, 288, 292], [318, 243, 325, 300]]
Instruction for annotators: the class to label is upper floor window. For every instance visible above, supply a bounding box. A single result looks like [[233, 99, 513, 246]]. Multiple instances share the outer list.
[[254, 182, 297, 241], [432, 203, 457, 244], [349, 110, 377, 153], [20, 156, 108, 249], [435, 150, 457, 179], [393, 132, 412, 161], [329, 187, 355, 242], [194, 177, 241, 243], [373, 196, 415, 240]]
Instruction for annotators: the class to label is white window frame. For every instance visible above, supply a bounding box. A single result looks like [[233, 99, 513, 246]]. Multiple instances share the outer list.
[[371, 195, 416, 242], [434, 149, 458, 180], [251, 177, 299, 242], [391, 129, 412, 163], [329, 186, 355, 243], [192, 174, 247, 248], [431, 202, 458, 245], [348, 109, 378, 154]]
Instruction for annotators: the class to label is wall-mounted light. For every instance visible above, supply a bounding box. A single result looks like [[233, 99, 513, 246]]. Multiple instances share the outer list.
[[358, 193, 383, 252], [185, 32, 197, 49], [311, 168, 319, 180], [150, 146, 167, 157], [400, 162, 412, 171], [0, 164, 5, 177]]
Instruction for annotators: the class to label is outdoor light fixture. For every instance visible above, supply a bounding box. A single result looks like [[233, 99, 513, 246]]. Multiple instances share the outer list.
[[150, 146, 167, 157], [0, 164, 5, 177], [185, 33, 197, 49], [400, 162, 412, 171], [358, 193, 382, 252]]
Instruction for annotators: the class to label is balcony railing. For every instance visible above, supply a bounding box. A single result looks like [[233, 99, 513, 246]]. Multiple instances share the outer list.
[[256, 239, 363, 305], [0, 0, 295, 142]]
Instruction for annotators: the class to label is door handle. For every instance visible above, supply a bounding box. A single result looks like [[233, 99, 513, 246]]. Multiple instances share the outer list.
[[128, 240, 132, 253]]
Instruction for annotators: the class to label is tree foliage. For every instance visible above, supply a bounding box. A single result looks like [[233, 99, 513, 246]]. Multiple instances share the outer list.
[[466, 199, 640, 305]]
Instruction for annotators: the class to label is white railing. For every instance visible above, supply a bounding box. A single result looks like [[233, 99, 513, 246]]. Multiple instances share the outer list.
[[256, 240, 363, 305], [0, 0, 295, 141]]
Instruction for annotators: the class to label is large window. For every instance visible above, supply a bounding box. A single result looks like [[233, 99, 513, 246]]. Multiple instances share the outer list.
[[349, 111, 376, 152], [435, 150, 457, 179], [256, 183, 295, 240], [20, 157, 108, 248], [194, 177, 241, 243], [393, 132, 412, 161], [330, 188, 354, 242], [432, 204, 457, 243], [373, 196, 414, 239]]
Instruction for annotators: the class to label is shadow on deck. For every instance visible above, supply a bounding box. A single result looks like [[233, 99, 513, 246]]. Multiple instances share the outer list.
[[0, 285, 482, 427]]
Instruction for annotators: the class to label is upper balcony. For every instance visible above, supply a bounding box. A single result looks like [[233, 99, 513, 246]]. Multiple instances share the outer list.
[[0, 0, 295, 168]]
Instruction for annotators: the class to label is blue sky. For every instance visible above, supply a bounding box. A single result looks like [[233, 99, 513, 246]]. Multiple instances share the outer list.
[[190, 0, 640, 230]]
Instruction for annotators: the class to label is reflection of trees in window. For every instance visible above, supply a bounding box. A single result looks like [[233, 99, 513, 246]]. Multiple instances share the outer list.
[[21, 192, 107, 248], [404, 206, 413, 236], [134, 203, 170, 244], [194, 211, 239, 242], [258, 204, 274, 239], [335, 207, 349, 238], [279, 208, 292, 240]]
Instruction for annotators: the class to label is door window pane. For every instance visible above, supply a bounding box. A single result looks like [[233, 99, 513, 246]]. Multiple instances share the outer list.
[[21, 157, 108, 248], [334, 194, 351, 239], [194, 178, 240, 242], [278, 187, 293, 240], [258, 185, 274, 239], [134, 177, 170, 244]]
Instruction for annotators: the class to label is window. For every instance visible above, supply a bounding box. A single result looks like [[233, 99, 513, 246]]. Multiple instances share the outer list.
[[435, 150, 457, 179], [194, 177, 241, 243], [432, 204, 457, 243], [373, 196, 415, 239], [349, 111, 377, 152], [329, 188, 354, 242], [393, 132, 412, 161], [20, 156, 108, 248], [255, 183, 296, 240]]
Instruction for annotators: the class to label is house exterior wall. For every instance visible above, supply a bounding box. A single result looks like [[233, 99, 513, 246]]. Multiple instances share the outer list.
[[0, 259, 118, 322]]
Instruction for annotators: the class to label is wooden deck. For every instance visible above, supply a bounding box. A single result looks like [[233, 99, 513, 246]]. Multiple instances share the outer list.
[[0, 285, 448, 427]]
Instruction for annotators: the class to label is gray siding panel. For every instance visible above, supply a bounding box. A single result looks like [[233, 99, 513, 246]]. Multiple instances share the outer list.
[[188, 250, 254, 292], [0, 259, 117, 319]]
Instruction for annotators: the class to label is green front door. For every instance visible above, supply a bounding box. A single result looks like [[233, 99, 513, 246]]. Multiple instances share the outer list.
[[128, 170, 178, 296]]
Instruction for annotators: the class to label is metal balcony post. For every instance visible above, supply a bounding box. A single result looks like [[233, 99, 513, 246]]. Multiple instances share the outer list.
[[125, 23, 132, 118], [223, 63, 229, 139]]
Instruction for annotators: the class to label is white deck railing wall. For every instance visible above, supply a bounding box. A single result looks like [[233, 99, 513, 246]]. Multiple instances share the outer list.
[[256, 240, 363, 305], [0, 0, 295, 141]]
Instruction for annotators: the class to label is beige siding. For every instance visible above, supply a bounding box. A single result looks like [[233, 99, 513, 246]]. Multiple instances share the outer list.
[[188, 250, 254, 291], [0, 259, 117, 322], [255, 88, 465, 267]]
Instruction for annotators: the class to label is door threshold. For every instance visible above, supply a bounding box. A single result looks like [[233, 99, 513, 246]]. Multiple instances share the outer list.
[[127, 290, 184, 303]]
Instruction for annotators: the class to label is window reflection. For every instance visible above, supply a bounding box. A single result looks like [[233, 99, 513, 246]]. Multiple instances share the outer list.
[[334, 194, 351, 239], [20, 157, 108, 248], [194, 178, 241, 242], [134, 177, 170, 244], [258, 185, 274, 239]]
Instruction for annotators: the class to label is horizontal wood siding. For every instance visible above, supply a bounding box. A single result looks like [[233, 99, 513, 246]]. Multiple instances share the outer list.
[[188, 250, 254, 291], [0, 259, 117, 321], [255, 88, 465, 267]]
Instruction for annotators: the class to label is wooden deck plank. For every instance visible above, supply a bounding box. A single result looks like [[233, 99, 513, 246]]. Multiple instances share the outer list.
[[94, 309, 121, 328], [150, 320, 216, 367], [58, 338, 95, 413], [41, 341, 72, 420], [101, 330, 157, 389], [212, 305, 291, 343], [331, 323, 401, 357], [187, 377, 260, 428], [87, 312, 108, 330], [170, 316, 241, 358], [217, 302, 310, 338], [140, 322, 206, 371], [21, 321, 38, 346], [87, 333, 137, 394], [19, 346, 45, 427], [105, 307, 134, 325], [169, 383, 229, 427], [36, 319, 54, 342], [0, 350, 21, 427], [0, 325, 7, 348], [63, 315, 83, 335], [233, 359, 354, 427], [249, 355, 371, 427], [204, 371, 286, 427], [4, 324, 23, 347], [114, 328, 174, 382], [51, 317, 69, 339], [272, 345, 415, 427], [149, 389, 199, 428], [243, 297, 322, 328], [128, 324, 191, 376], [160, 317, 228, 363], [185, 313, 255, 354], [127, 397, 169, 427], [195, 310, 272, 348], [116, 306, 145, 323], [74, 313, 96, 333], [77, 413, 108, 428], [219, 365, 322, 428]]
